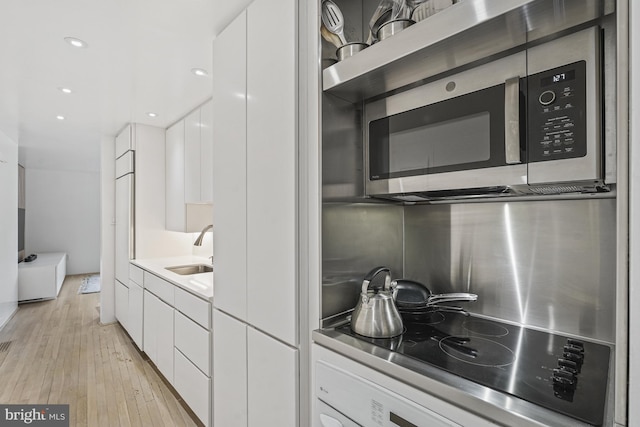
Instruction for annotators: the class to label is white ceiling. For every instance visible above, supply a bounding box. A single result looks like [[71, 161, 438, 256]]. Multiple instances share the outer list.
[[0, 0, 252, 172]]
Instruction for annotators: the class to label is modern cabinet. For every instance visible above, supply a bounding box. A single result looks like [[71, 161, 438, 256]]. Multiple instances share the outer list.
[[213, 309, 248, 427], [247, 327, 298, 427], [142, 270, 175, 386], [212, 0, 299, 424], [212, 0, 297, 346], [165, 100, 213, 233], [246, 0, 297, 347], [212, 9, 248, 321], [115, 124, 191, 330], [115, 280, 128, 328], [127, 264, 144, 350], [137, 264, 212, 426]]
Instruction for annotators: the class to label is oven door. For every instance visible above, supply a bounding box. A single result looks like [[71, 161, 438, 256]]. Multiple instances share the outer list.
[[365, 51, 528, 197]]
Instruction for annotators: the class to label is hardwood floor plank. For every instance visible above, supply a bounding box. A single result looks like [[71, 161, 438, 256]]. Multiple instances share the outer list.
[[0, 274, 201, 427]]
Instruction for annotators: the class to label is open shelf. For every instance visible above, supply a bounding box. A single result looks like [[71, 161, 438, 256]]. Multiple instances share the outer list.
[[322, 0, 608, 102]]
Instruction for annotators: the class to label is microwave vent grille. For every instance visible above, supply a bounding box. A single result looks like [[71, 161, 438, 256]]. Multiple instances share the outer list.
[[529, 185, 584, 195]]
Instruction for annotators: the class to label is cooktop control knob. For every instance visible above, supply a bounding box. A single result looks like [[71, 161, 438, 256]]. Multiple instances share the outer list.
[[558, 358, 578, 375], [539, 90, 556, 106], [567, 338, 585, 349], [552, 368, 578, 390]]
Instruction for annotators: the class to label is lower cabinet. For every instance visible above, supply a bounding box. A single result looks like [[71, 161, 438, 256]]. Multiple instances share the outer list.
[[128, 280, 143, 349], [135, 266, 212, 426], [174, 349, 211, 425], [213, 309, 298, 427], [143, 289, 174, 385], [115, 280, 128, 329], [213, 310, 248, 426]]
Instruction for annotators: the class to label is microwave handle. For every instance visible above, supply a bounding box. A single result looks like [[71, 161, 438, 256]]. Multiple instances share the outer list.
[[504, 77, 521, 164]]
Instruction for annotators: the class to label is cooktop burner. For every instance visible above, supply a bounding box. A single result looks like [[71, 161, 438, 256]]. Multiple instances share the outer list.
[[338, 313, 611, 425]]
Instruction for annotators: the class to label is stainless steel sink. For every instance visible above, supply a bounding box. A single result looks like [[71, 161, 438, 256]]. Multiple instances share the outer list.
[[165, 264, 213, 275]]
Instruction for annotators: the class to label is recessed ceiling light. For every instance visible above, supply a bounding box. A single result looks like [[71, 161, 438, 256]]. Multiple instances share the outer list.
[[146, 112, 158, 118], [64, 37, 88, 48], [58, 87, 73, 94], [191, 68, 208, 77], [56, 115, 65, 121]]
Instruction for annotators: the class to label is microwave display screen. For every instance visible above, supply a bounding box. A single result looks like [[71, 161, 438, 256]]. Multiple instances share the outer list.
[[540, 69, 576, 87], [387, 112, 490, 172], [368, 83, 508, 180]]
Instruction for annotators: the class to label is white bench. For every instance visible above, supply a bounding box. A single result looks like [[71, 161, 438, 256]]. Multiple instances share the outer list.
[[18, 252, 67, 302]]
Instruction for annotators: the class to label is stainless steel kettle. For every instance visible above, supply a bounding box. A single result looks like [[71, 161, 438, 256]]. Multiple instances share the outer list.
[[351, 266, 404, 338]]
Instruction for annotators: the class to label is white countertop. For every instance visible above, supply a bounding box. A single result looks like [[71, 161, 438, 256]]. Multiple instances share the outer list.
[[131, 255, 213, 302]]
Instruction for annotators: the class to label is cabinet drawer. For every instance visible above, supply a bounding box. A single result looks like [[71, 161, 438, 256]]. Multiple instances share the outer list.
[[174, 311, 210, 376], [129, 264, 143, 286], [174, 287, 210, 329], [143, 272, 174, 305], [174, 348, 211, 426]]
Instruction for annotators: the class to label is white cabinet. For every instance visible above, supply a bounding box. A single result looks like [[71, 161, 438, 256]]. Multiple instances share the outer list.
[[248, 328, 298, 427], [213, 309, 248, 427], [212, 0, 297, 346], [174, 349, 210, 425], [143, 289, 174, 384], [115, 280, 128, 329], [139, 267, 212, 425], [212, 10, 248, 321], [212, 1, 299, 425], [165, 101, 213, 233], [246, 0, 297, 346], [18, 252, 67, 301], [127, 264, 144, 350]]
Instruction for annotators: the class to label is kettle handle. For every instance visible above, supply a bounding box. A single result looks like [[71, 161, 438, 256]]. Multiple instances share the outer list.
[[361, 266, 391, 295]]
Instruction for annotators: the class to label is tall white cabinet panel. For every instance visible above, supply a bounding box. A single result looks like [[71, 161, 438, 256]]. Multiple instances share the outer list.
[[212, 11, 248, 321], [184, 108, 201, 204], [200, 100, 214, 203], [247, 328, 298, 427], [213, 309, 248, 427], [246, 0, 297, 346]]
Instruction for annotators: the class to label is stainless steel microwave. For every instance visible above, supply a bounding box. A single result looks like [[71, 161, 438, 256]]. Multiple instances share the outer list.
[[364, 26, 609, 202]]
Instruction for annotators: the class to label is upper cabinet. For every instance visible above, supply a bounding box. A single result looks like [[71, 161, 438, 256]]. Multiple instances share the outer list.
[[212, 0, 297, 346], [211, 10, 248, 321], [166, 100, 213, 233]]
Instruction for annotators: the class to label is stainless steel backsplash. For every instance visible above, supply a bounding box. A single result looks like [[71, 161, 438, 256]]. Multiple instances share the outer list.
[[322, 199, 616, 343]]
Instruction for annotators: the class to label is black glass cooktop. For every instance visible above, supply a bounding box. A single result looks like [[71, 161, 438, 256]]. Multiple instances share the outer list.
[[336, 312, 611, 425]]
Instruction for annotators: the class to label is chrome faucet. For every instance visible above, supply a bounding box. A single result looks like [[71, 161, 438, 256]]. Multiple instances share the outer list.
[[193, 224, 213, 246]]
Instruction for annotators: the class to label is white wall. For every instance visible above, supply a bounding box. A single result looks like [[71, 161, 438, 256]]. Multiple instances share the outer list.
[[0, 130, 18, 330], [100, 137, 116, 324], [25, 168, 101, 275]]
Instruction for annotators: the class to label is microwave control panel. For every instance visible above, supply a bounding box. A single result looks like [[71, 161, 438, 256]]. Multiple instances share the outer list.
[[527, 61, 587, 163]]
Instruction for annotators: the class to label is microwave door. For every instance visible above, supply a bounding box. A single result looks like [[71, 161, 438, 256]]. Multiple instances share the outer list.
[[365, 51, 527, 197]]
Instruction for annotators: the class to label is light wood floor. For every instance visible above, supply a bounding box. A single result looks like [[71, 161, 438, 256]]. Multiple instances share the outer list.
[[0, 274, 201, 427]]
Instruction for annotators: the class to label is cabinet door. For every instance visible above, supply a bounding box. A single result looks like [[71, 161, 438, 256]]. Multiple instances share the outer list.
[[184, 108, 201, 204], [213, 309, 247, 427], [155, 294, 175, 385], [165, 120, 186, 231], [200, 99, 213, 203], [247, 328, 297, 427], [115, 174, 133, 284], [212, 10, 248, 321], [246, 0, 297, 346], [128, 281, 143, 350], [174, 349, 211, 426], [143, 290, 157, 362], [115, 280, 128, 329]]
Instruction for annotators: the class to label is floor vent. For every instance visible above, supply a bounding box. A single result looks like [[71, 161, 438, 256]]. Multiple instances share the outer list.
[[0, 341, 12, 353]]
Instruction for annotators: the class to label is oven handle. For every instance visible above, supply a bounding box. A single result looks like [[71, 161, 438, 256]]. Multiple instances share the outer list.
[[504, 77, 521, 164]]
